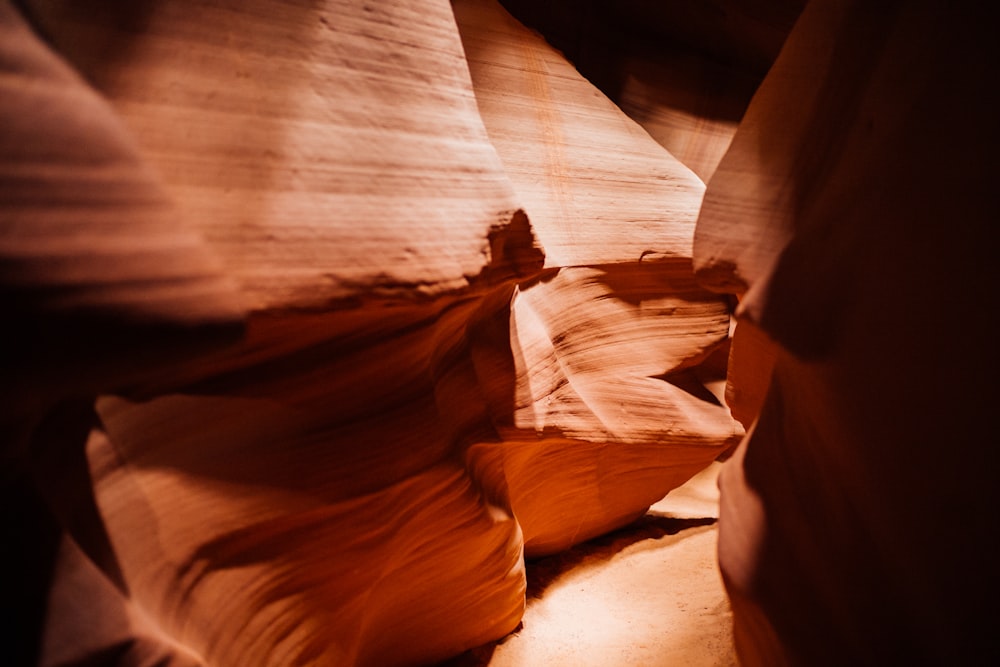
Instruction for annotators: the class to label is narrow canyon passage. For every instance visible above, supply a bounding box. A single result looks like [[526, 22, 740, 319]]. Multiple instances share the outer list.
[[3, 0, 995, 665]]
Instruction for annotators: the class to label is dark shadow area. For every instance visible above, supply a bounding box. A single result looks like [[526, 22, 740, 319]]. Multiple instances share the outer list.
[[653, 368, 724, 407], [593, 258, 718, 307], [14, 0, 160, 77], [1, 466, 62, 667], [498, 0, 804, 104]]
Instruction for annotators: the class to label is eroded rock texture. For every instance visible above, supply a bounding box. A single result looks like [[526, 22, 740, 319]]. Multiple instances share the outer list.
[[454, 0, 740, 557], [19, 0, 536, 663], [11, 0, 989, 664], [497, 0, 805, 186], [695, 0, 999, 664], [2, 3, 244, 663], [0, 0, 246, 411], [3, 0, 740, 665]]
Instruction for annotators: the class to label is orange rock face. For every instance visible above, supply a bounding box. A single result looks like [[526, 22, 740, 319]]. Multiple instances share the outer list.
[[12, 0, 992, 665], [454, 0, 740, 558], [4, 0, 739, 665], [0, 0, 246, 411]]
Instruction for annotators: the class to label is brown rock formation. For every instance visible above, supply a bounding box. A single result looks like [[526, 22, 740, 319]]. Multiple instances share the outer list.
[[614, 55, 756, 186], [2, 3, 244, 663], [10, 0, 991, 664], [20, 0, 539, 311], [0, 0, 245, 411], [454, 0, 740, 557], [495, 0, 805, 186], [5, 0, 741, 664], [695, 0, 999, 664], [21, 0, 535, 663]]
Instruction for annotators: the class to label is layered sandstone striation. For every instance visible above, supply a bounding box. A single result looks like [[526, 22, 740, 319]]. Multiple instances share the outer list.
[[454, 0, 740, 557], [2, 3, 244, 663], [495, 0, 806, 188], [10, 0, 986, 665], [4, 0, 740, 664]]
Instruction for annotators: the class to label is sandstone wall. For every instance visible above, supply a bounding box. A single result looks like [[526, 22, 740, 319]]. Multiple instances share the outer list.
[[6, 1, 994, 665], [3, 0, 739, 663]]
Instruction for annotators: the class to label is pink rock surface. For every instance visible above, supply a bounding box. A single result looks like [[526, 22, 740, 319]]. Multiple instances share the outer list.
[[455, 0, 741, 557], [5, 0, 741, 664], [0, 0, 245, 411], [13, 0, 989, 664]]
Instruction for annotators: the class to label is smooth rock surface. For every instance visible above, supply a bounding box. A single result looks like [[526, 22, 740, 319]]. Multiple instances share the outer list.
[[456, 0, 741, 558], [9, 0, 537, 664], [1, 0, 245, 410], [455, 0, 707, 269], [10, 0, 943, 664], [2, 0, 744, 664], [696, 0, 999, 664], [615, 55, 758, 185], [2, 4, 244, 663], [22, 0, 537, 313]]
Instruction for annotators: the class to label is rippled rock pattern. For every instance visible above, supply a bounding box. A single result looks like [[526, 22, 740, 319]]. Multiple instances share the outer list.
[[4, 0, 739, 664], [8, 0, 992, 665]]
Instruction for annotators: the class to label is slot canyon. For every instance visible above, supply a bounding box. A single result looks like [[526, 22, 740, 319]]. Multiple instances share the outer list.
[[2, 0, 996, 665]]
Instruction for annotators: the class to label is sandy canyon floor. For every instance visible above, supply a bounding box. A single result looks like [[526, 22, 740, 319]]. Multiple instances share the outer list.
[[441, 462, 736, 666]]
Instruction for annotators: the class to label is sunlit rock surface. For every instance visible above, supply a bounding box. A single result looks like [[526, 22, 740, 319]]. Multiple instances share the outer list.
[[38, 0, 536, 663], [462, 464, 736, 667], [21, 0, 539, 311], [454, 0, 741, 557], [494, 0, 805, 187], [12, 0, 989, 665], [7, 0, 533, 664], [695, 0, 998, 664], [456, 0, 706, 268], [3, 0, 745, 664]]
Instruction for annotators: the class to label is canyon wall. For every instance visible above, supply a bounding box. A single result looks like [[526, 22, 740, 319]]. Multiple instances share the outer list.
[[3, 0, 995, 665], [693, 0, 999, 664], [3, 0, 739, 664]]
